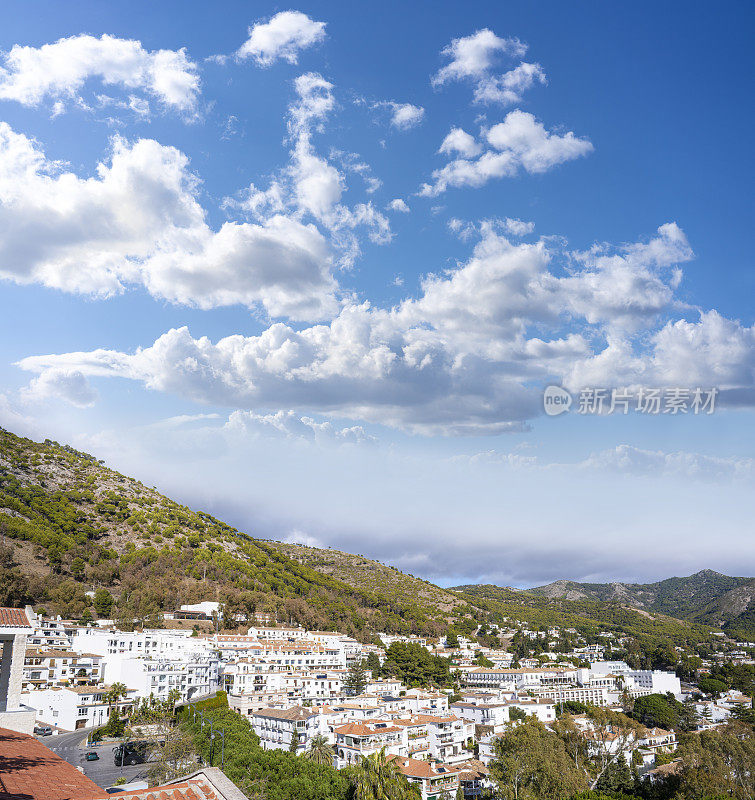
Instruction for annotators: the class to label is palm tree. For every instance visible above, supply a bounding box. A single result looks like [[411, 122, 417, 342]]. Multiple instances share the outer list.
[[304, 734, 334, 767], [105, 682, 128, 715], [353, 747, 418, 800]]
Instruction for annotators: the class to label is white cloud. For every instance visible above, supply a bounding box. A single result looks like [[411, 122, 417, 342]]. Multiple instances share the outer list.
[[236, 11, 326, 66], [238, 73, 392, 267], [226, 409, 375, 446], [17, 223, 731, 436], [580, 445, 754, 482], [432, 29, 544, 106], [421, 111, 593, 196], [0, 34, 200, 115], [0, 122, 338, 320], [432, 29, 526, 86], [22, 369, 98, 407], [486, 110, 594, 173], [502, 217, 535, 236], [439, 127, 481, 158], [386, 102, 425, 130], [474, 62, 546, 105], [388, 198, 410, 213]]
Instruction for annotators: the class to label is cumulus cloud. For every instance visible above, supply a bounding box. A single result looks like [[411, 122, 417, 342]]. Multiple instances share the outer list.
[[236, 11, 326, 66], [18, 222, 736, 436], [474, 62, 547, 105], [439, 127, 482, 158], [580, 444, 754, 482], [502, 217, 535, 236], [226, 409, 375, 446], [22, 369, 98, 407], [0, 34, 200, 115], [0, 122, 338, 320], [237, 73, 392, 268], [432, 29, 526, 86], [432, 29, 545, 106], [421, 111, 593, 196], [388, 198, 410, 213], [373, 101, 425, 130]]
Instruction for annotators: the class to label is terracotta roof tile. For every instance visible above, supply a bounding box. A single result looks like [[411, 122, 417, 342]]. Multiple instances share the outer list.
[[0, 726, 101, 800], [0, 608, 30, 627]]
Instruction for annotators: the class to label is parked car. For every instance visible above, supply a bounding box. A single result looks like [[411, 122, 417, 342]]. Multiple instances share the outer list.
[[106, 782, 149, 794], [85, 751, 100, 761], [34, 725, 52, 736]]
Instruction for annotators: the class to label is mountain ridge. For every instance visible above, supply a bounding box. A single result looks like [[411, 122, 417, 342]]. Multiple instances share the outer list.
[[521, 570, 755, 639]]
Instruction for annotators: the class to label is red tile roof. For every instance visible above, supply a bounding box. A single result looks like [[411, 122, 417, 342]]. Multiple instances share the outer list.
[[0, 608, 30, 628], [0, 732, 237, 800], [0, 726, 102, 800]]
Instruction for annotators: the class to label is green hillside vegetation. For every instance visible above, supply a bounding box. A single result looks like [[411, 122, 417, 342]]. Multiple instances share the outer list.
[[454, 583, 718, 653], [267, 540, 463, 614], [528, 570, 755, 640], [0, 427, 467, 639]]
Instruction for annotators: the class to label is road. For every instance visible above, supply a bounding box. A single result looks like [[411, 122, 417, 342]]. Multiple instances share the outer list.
[[42, 729, 150, 789]]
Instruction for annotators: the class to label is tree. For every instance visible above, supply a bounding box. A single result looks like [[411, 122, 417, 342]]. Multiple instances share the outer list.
[[474, 651, 494, 667], [489, 716, 588, 800], [100, 706, 125, 738], [446, 630, 459, 648], [149, 725, 198, 783], [382, 642, 453, 688], [70, 557, 86, 580], [105, 682, 128, 715], [289, 728, 300, 754], [353, 747, 419, 800], [93, 587, 114, 617], [676, 722, 755, 800], [631, 694, 679, 730], [595, 751, 633, 795], [583, 708, 644, 790], [0, 546, 34, 606], [304, 734, 334, 766], [365, 651, 382, 676], [697, 676, 728, 698], [345, 662, 367, 696]]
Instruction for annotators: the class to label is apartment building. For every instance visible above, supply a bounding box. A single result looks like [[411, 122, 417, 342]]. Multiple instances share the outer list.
[[103, 654, 221, 703], [22, 649, 103, 691], [22, 685, 136, 731], [25, 619, 74, 651], [335, 720, 407, 767], [250, 706, 329, 755], [391, 757, 461, 800]]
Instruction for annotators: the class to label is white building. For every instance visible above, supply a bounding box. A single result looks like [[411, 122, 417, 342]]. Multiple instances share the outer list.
[[250, 706, 329, 755], [22, 685, 136, 731], [0, 607, 36, 734], [23, 649, 103, 691], [335, 720, 408, 767], [103, 654, 221, 703]]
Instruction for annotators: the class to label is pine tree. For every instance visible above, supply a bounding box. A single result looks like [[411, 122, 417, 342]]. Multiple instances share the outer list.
[[344, 662, 367, 696], [365, 651, 381, 676]]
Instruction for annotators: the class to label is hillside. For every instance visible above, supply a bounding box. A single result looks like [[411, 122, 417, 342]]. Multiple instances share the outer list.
[[0, 425, 734, 650], [0, 427, 466, 639], [528, 570, 755, 640], [267, 541, 463, 613], [453, 583, 718, 651]]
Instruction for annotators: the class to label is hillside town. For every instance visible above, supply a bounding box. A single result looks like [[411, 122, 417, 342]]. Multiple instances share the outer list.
[[1, 601, 753, 799]]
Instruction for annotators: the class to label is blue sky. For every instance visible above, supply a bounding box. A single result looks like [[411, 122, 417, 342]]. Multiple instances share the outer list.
[[0, 1, 753, 587]]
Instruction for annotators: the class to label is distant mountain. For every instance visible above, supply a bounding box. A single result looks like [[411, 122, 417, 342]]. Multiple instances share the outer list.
[[527, 570, 755, 640]]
